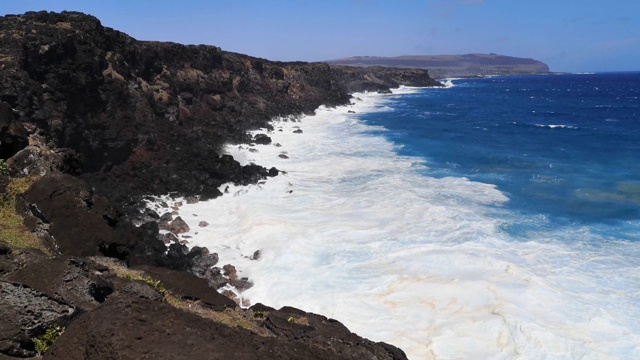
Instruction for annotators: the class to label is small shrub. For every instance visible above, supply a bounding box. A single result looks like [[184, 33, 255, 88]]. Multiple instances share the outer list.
[[0, 159, 9, 176], [287, 316, 295, 324], [122, 273, 167, 295], [33, 324, 64, 355]]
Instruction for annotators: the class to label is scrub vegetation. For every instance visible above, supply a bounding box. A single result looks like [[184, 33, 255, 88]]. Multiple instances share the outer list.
[[0, 176, 48, 253]]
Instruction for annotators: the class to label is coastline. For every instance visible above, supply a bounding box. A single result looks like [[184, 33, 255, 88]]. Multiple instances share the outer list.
[[156, 85, 463, 359], [157, 74, 640, 360], [0, 11, 440, 359], [146, 86, 423, 302]]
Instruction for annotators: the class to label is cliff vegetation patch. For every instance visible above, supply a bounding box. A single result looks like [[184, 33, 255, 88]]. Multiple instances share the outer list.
[[0, 175, 48, 253]]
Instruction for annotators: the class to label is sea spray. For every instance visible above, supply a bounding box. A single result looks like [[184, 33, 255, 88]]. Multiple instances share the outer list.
[[168, 80, 640, 359]]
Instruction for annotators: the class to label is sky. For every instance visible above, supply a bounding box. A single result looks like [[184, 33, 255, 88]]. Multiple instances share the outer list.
[[2, 0, 639, 72]]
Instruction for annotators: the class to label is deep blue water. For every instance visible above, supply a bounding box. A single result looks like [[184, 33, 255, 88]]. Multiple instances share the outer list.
[[362, 73, 640, 241]]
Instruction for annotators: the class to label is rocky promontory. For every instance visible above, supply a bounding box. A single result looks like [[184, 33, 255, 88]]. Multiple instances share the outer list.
[[0, 11, 441, 359], [327, 53, 551, 79]]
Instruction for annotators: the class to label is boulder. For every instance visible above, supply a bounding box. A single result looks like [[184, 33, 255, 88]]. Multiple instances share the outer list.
[[159, 212, 173, 222], [159, 232, 179, 244], [252, 133, 272, 145], [18, 174, 123, 257], [190, 253, 219, 279], [168, 217, 190, 234], [185, 196, 199, 204], [222, 264, 253, 291], [6, 257, 114, 311]]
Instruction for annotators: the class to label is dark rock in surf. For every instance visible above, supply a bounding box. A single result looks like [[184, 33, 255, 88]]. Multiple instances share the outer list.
[[160, 232, 179, 244], [160, 212, 173, 222], [253, 133, 272, 145], [185, 196, 199, 204], [168, 217, 190, 234]]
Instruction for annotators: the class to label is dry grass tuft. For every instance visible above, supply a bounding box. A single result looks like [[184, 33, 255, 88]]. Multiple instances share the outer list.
[[0, 176, 49, 253]]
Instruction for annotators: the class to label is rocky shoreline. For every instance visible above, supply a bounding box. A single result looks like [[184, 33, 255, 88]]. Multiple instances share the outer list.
[[1, 11, 441, 358]]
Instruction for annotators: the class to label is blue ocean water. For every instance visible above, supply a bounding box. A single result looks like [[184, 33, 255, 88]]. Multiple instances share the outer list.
[[178, 73, 640, 358], [363, 73, 640, 242]]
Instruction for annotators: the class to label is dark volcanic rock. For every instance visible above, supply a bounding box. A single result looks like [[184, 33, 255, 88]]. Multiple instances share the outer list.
[[252, 133, 272, 145], [133, 265, 235, 310], [5, 256, 113, 311], [16, 174, 170, 266], [0, 281, 74, 358], [159, 232, 179, 244], [0, 11, 343, 206], [0, 11, 441, 359], [17, 174, 123, 256], [44, 296, 339, 360], [260, 306, 408, 360], [168, 216, 190, 234], [0, 102, 28, 162], [189, 252, 219, 279], [330, 65, 442, 93], [185, 196, 199, 204], [1, 11, 440, 210], [0, 244, 10, 256]]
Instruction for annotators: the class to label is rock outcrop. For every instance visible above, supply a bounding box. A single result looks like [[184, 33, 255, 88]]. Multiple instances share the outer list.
[[0, 10, 439, 359], [0, 11, 440, 208]]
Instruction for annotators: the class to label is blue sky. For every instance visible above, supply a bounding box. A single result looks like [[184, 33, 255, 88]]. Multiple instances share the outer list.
[[2, 0, 639, 72]]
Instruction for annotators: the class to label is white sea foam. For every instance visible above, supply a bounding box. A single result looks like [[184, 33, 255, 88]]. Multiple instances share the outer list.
[[442, 78, 460, 88], [171, 88, 640, 359], [535, 124, 578, 129]]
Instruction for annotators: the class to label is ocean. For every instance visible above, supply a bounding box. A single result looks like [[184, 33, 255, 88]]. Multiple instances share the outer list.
[[165, 73, 640, 359]]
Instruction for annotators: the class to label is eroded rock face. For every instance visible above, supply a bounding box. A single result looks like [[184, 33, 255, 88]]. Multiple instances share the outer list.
[[0, 11, 439, 210], [133, 265, 235, 311], [44, 296, 339, 360], [5, 257, 113, 311], [0, 11, 333, 206], [0, 281, 75, 358], [0, 11, 441, 359], [17, 174, 123, 257], [258, 305, 408, 360]]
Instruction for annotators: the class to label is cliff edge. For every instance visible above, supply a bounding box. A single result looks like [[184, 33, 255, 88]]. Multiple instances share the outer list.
[[0, 11, 441, 359]]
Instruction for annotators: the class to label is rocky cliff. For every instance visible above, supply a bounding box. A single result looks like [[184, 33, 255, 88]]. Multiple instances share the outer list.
[[1, 11, 440, 205], [0, 11, 441, 359]]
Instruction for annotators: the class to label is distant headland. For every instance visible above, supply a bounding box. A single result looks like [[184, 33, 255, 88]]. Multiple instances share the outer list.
[[325, 53, 550, 79]]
